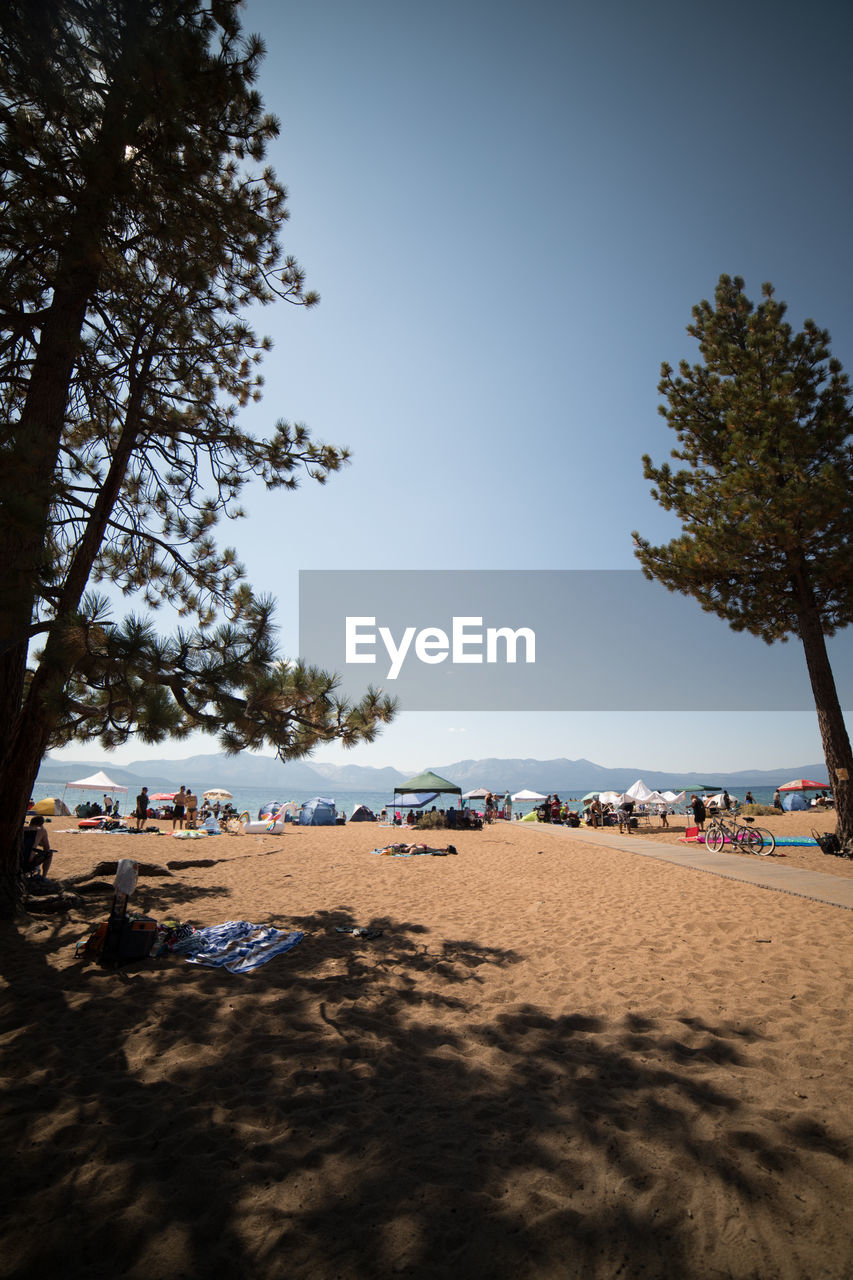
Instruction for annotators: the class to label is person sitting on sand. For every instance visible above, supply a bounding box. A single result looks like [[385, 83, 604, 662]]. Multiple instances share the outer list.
[[24, 815, 55, 878]]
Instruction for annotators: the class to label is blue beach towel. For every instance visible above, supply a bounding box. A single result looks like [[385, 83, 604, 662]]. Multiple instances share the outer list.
[[172, 920, 303, 973], [770, 838, 819, 847]]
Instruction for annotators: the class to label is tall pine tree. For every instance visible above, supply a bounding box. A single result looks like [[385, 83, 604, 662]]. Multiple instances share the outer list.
[[634, 274, 853, 847], [0, 1, 394, 916]]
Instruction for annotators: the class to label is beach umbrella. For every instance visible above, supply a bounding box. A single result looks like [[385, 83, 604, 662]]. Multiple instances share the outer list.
[[149, 792, 175, 803], [203, 788, 233, 801], [778, 778, 828, 791]]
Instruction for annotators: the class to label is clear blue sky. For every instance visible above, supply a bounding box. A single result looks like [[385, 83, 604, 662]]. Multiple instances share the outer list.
[[55, 0, 852, 773]]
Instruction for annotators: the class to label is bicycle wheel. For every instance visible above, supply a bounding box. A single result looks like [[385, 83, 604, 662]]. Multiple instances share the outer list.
[[706, 826, 725, 853], [753, 827, 776, 855], [738, 827, 763, 854]]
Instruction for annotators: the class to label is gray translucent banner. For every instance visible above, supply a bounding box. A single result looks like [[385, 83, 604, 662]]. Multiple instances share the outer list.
[[298, 570, 852, 711]]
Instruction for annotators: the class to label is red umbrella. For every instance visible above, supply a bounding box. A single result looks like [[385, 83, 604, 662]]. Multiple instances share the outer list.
[[778, 778, 828, 791], [149, 792, 175, 803]]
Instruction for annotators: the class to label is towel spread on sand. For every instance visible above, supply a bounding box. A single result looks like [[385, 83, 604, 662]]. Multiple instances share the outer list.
[[172, 920, 303, 972], [371, 844, 457, 857]]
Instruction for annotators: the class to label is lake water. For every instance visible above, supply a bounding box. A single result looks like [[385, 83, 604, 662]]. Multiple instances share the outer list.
[[30, 780, 792, 820]]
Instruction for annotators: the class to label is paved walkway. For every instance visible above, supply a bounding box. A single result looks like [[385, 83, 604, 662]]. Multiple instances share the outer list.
[[530, 823, 853, 910]]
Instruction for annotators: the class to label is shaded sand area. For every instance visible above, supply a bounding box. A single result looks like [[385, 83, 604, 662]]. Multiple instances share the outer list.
[[2, 817, 852, 1279]]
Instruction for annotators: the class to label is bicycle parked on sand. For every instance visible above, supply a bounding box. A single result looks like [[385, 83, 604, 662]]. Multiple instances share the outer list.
[[704, 810, 776, 856]]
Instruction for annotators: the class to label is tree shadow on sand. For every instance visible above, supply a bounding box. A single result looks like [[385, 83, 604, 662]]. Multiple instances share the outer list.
[[0, 908, 850, 1279]]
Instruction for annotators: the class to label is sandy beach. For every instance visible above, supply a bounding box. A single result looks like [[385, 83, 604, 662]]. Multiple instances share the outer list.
[[2, 810, 851, 1279]]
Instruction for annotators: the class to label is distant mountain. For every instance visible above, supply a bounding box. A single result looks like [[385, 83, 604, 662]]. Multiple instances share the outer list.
[[308, 762, 407, 789], [37, 751, 829, 794], [35, 758, 177, 790], [36, 752, 407, 792], [423, 757, 829, 793]]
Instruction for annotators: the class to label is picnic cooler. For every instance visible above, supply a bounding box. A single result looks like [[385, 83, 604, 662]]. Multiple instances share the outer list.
[[119, 916, 157, 959]]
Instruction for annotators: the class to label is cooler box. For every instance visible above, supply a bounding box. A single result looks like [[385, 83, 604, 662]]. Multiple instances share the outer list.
[[119, 917, 157, 959]]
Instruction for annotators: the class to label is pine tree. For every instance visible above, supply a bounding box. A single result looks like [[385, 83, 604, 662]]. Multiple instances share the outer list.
[[0, 1, 395, 916], [634, 274, 853, 847]]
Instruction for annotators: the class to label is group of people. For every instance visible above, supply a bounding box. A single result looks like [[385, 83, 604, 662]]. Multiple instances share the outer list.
[[536, 795, 583, 827], [482, 792, 513, 822], [389, 805, 484, 831], [134, 785, 202, 831]]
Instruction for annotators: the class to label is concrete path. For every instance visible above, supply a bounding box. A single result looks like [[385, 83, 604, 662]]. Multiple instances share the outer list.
[[530, 823, 853, 911]]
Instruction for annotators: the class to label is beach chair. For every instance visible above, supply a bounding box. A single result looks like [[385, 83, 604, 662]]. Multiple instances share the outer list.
[[679, 826, 700, 844]]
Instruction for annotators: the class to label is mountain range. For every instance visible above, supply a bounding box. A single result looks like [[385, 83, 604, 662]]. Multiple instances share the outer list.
[[36, 751, 828, 793]]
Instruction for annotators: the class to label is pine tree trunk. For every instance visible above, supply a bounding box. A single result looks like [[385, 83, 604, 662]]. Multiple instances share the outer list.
[[794, 573, 853, 851], [0, 726, 50, 918], [0, 848, 25, 924]]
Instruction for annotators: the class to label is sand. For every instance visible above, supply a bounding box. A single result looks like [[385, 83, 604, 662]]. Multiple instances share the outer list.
[[1, 811, 851, 1279]]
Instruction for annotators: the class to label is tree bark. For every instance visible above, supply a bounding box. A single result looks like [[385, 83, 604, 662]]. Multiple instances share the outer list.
[[793, 567, 853, 849], [0, 74, 139, 916], [0, 366, 149, 918]]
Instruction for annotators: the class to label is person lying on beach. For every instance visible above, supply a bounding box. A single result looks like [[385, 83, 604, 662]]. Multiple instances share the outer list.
[[378, 843, 458, 856]]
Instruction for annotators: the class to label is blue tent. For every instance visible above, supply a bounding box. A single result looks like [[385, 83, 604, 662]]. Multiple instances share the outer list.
[[781, 791, 808, 811], [299, 796, 336, 826], [394, 791, 439, 809]]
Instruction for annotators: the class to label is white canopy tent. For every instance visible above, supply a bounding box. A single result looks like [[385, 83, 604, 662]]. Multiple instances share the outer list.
[[639, 789, 667, 806], [64, 770, 129, 795], [511, 789, 548, 803], [622, 779, 653, 804]]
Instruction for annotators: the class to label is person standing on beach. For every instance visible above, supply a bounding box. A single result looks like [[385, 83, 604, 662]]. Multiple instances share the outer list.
[[690, 794, 706, 831], [103, 793, 112, 816], [185, 789, 198, 829], [744, 791, 755, 806], [173, 787, 187, 830], [773, 789, 783, 810], [723, 789, 731, 812], [135, 787, 149, 831]]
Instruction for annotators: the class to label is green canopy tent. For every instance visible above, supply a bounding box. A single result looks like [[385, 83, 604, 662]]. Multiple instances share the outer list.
[[393, 771, 461, 808]]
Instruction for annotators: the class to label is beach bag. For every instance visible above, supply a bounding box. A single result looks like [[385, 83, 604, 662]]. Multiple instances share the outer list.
[[77, 922, 109, 957], [812, 829, 842, 857]]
